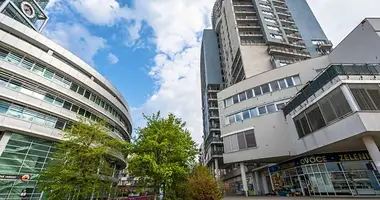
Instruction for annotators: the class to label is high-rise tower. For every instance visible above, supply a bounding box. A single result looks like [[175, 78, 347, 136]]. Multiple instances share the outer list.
[[211, 0, 331, 87]]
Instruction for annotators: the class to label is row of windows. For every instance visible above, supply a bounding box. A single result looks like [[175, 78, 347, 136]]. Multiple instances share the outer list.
[[223, 129, 256, 153], [294, 88, 352, 138], [0, 99, 124, 139], [0, 47, 128, 128], [224, 75, 301, 107], [0, 72, 124, 136], [226, 100, 288, 125]]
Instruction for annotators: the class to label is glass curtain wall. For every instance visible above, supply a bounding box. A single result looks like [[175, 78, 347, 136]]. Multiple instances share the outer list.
[[0, 132, 56, 199]]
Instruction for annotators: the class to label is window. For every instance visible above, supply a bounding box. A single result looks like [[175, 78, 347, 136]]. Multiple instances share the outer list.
[[45, 116, 57, 128], [44, 94, 55, 103], [20, 57, 34, 70], [286, 77, 294, 87], [225, 97, 233, 107], [71, 104, 79, 113], [32, 90, 45, 100], [229, 115, 235, 124], [235, 113, 242, 122], [54, 97, 64, 107], [6, 52, 22, 65], [237, 132, 247, 150], [90, 94, 96, 102], [239, 92, 246, 102], [31, 64, 44, 76], [245, 130, 256, 148], [77, 87, 85, 95], [78, 108, 86, 116], [243, 110, 250, 120], [293, 76, 301, 85], [84, 90, 91, 99], [278, 79, 287, 89], [7, 105, 23, 118], [70, 83, 79, 92], [367, 89, 380, 109], [258, 106, 267, 115], [270, 81, 280, 92], [0, 48, 9, 60], [254, 86, 262, 96], [43, 69, 54, 79], [350, 86, 377, 110], [0, 75, 9, 86], [85, 111, 91, 118], [7, 80, 22, 91], [276, 103, 285, 110], [246, 89, 254, 99], [267, 104, 276, 113], [52, 73, 64, 84], [261, 84, 270, 94], [250, 108, 258, 118], [233, 95, 239, 104], [63, 101, 72, 110], [0, 101, 10, 113], [55, 119, 66, 130], [305, 104, 326, 131]]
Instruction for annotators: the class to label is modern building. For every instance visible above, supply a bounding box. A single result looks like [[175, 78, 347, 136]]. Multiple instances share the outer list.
[[0, 0, 132, 199], [202, 0, 331, 182], [217, 17, 380, 197], [200, 29, 224, 178]]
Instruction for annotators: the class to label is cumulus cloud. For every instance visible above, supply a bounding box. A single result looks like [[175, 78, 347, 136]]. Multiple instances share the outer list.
[[43, 23, 107, 67], [107, 53, 119, 64]]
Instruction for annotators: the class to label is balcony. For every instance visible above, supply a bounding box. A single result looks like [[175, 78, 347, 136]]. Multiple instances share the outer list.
[[208, 95, 217, 101], [283, 64, 380, 116], [283, 25, 298, 32], [241, 39, 266, 46], [235, 9, 255, 14], [288, 41, 306, 48], [239, 31, 263, 37], [209, 114, 220, 119], [314, 40, 333, 49], [236, 16, 258, 22], [277, 11, 291, 17], [279, 18, 295, 24], [237, 24, 261, 29], [209, 103, 219, 109], [268, 46, 311, 58], [233, 2, 253, 7], [286, 33, 303, 40], [272, 0, 286, 4], [205, 136, 223, 150]]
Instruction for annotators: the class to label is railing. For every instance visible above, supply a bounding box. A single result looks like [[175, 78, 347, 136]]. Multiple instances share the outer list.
[[233, 2, 253, 6], [268, 46, 311, 57], [283, 64, 380, 116], [287, 33, 302, 39], [236, 16, 257, 20], [283, 25, 298, 31], [239, 31, 262, 36]]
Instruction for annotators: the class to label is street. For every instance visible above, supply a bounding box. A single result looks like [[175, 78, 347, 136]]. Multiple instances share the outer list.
[[223, 196, 379, 200]]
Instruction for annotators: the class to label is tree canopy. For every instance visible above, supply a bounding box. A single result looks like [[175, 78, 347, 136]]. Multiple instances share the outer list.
[[128, 112, 198, 200], [37, 119, 129, 199]]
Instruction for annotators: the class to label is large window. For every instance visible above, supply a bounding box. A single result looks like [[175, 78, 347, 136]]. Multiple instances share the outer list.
[[224, 75, 301, 107], [223, 129, 257, 153], [294, 88, 352, 138], [350, 84, 380, 111]]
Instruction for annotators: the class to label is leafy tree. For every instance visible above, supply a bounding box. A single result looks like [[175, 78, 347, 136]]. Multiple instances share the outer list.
[[128, 112, 198, 200], [37, 119, 129, 199], [183, 165, 223, 200]]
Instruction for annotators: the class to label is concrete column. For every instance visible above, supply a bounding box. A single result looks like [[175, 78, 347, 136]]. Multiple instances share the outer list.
[[363, 136, 380, 171], [254, 171, 261, 195], [214, 159, 219, 180], [341, 84, 360, 112], [261, 171, 269, 194], [240, 162, 248, 196]]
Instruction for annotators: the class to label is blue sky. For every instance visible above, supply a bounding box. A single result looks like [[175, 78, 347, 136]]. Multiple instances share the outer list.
[[43, 0, 380, 144]]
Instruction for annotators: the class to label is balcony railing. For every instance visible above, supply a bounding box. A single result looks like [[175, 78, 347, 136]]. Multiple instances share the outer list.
[[237, 24, 261, 29], [283, 64, 380, 116], [233, 2, 254, 6], [283, 25, 298, 31], [277, 11, 291, 17], [205, 136, 222, 149], [236, 16, 258, 20], [279, 18, 295, 24], [286, 33, 302, 39], [268, 46, 311, 58], [239, 31, 263, 37], [235, 9, 255, 13]]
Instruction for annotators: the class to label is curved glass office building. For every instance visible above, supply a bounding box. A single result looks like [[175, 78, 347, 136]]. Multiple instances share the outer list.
[[0, 0, 132, 199]]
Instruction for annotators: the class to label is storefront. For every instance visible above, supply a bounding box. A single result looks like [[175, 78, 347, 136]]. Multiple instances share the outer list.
[[269, 151, 380, 196]]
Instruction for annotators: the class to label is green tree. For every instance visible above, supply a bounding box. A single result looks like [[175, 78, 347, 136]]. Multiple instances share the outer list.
[[128, 112, 198, 200], [183, 165, 223, 200], [37, 119, 128, 199]]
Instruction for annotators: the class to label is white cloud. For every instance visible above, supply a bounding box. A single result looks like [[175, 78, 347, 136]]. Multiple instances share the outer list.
[[124, 20, 142, 47], [43, 23, 107, 67], [107, 53, 119, 64]]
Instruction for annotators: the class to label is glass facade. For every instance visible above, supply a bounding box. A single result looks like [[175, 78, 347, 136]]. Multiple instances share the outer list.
[[269, 151, 380, 196], [0, 132, 56, 199]]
